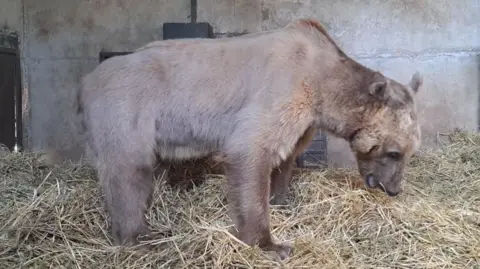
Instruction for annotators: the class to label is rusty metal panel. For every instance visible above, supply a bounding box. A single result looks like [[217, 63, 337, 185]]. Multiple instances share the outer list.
[[0, 48, 17, 150]]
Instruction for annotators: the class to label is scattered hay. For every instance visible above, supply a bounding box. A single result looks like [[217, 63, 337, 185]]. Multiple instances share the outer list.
[[0, 131, 479, 268]]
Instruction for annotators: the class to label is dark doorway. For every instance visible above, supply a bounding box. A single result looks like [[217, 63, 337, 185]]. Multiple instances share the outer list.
[[0, 32, 22, 151], [99, 51, 132, 63]]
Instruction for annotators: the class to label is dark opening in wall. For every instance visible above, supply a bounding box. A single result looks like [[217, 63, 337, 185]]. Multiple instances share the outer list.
[[0, 30, 22, 152]]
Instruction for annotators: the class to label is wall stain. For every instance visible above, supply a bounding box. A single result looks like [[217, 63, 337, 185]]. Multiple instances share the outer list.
[[33, 8, 80, 40], [33, 9, 59, 39], [82, 16, 95, 31], [93, 0, 113, 11], [387, 0, 452, 28], [262, 7, 269, 21]]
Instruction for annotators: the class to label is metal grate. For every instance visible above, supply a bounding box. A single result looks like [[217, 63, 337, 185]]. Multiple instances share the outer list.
[[296, 131, 328, 169], [0, 31, 22, 151]]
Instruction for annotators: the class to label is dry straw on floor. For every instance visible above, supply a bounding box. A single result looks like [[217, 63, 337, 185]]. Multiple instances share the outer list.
[[0, 131, 479, 268]]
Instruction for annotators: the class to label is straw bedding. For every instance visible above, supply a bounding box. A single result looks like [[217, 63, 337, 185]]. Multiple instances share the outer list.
[[0, 131, 479, 268]]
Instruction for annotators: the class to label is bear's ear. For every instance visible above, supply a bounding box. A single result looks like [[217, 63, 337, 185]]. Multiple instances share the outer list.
[[409, 72, 423, 94], [368, 80, 390, 102]]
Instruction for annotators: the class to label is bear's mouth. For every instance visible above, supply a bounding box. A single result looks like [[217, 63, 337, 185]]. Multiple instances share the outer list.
[[364, 174, 400, 197]]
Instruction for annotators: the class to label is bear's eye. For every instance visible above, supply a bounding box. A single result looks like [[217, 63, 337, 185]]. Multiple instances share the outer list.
[[368, 145, 379, 154], [386, 151, 401, 160]]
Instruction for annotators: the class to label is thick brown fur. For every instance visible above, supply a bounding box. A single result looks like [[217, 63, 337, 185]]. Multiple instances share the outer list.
[[67, 18, 423, 259]]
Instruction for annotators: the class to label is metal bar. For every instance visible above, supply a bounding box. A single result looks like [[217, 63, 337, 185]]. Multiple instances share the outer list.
[[14, 48, 23, 150], [190, 0, 197, 23]]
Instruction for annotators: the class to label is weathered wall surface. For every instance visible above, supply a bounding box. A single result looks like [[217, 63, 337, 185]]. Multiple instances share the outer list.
[[1, 0, 21, 31], [22, 0, 190, 153], [16, 0, 480, 167]]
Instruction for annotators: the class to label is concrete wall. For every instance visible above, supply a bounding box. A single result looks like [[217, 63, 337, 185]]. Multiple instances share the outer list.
[[1, 0, 21, 31], [7, 0, 480, 167], [21, 0, 191, 154]]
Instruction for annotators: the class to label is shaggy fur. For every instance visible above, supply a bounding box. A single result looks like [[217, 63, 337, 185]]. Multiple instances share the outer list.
[[66, 18, 423, 259]]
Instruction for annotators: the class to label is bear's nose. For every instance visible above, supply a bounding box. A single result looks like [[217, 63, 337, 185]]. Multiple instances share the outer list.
[[386, 190, 400, 197]]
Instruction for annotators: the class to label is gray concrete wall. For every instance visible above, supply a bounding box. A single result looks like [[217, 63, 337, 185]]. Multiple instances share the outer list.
[[10, 0, 480, 167], [1, 0, 21, 31], [22, 0, 190, 153]]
